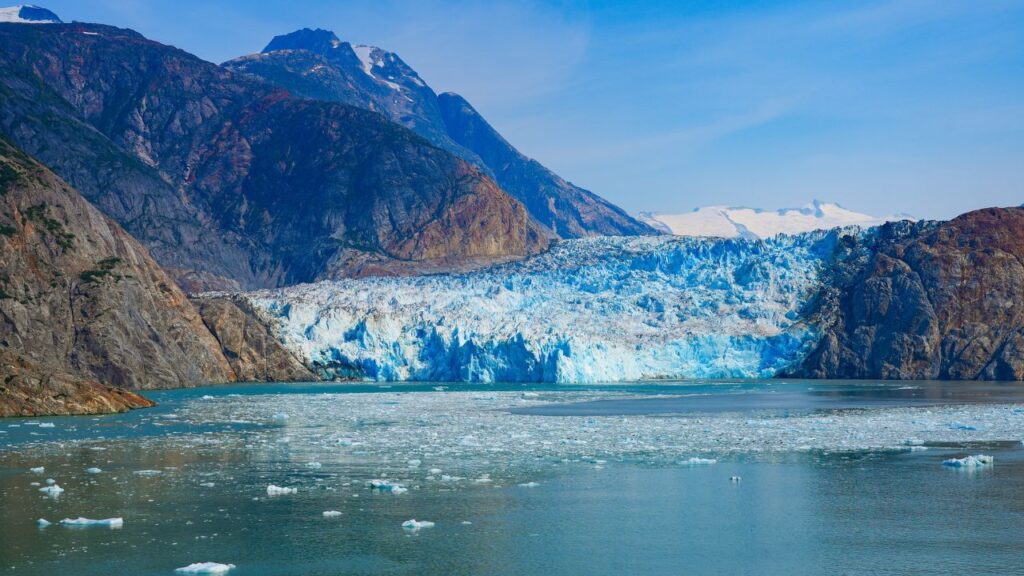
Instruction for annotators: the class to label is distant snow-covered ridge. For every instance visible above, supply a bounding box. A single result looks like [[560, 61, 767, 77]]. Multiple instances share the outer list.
[[242, 230, 860, 383], [638, 201, 913, 239], [0, 5, 61, 24]]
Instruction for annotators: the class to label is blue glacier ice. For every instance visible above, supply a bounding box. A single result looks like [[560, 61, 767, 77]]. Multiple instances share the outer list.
[[243, 231, 855, 383]]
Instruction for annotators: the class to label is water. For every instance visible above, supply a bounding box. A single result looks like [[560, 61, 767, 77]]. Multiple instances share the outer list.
[[2, 380, 1023, 575]]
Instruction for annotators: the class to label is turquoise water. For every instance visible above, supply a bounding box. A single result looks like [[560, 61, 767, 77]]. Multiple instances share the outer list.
[[2, 380, 1023, 575]]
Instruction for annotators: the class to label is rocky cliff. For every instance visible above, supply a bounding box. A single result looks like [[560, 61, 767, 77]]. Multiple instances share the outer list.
[[0, 22, 548, 291], [0, 136, 233, 415], [794, 208, 1024, 380], [226, 29, 657, 239]]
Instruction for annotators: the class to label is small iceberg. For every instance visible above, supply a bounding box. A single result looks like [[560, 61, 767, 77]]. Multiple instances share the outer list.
[[174, 562, 236, 574], [942, 454, 994, 468], [39, 484, 63, 496], [86, 467, 102, 474], [402, 519, 435, 531], [730, 476, 742, 482], [37, 518, 51, 528], [518, 482, 540, 488], [133, 469, 162, 476], [322, 510, 342, 518], [271, 413, 289, 422], [266, 484, 297, 496], [29, 466, 44, 474], [38, 422, 55, 428], [307, 461, 322, 469], [682, 457, 717, 466], [368, 479, 407, 494], [946, 422, 978, 431], [60, 517, 123, 528]]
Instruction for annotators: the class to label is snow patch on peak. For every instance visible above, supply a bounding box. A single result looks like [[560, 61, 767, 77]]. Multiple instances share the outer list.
[[0, 5, 61, 23], [352, 44, 403, 91], [638, 201, 913, 239]]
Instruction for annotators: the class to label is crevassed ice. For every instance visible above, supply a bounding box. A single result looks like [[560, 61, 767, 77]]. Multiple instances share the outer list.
[[246, 231, 849, 383]]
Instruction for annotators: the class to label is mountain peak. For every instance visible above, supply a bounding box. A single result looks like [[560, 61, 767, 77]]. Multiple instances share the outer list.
[[263, 28, 341, 54], [0, 4, 61, 23]]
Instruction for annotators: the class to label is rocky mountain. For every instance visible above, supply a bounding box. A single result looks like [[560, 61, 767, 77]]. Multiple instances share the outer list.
[[794, 208, 1024, 380], [0, 136, 318, 416], [638, 201, 913, 239], [0, 19, 549, 291], [0, 136, 221, 415], [225, 29, 656, 239]]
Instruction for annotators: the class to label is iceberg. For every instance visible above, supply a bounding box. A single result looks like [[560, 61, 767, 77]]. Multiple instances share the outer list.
[[322, 510, 342, 518], [174, 562, 236, 574], [36, 518, 51, 528], [266, 484, 297, 496], [402, 519, 435, 531], [39, 484, 63, 496], [86, 467, 102, 474], [682, 457, 718, 466], [29, 466, 44, 474], [368, 479, 407, 494], [244, 231, 850, 383], [60, 517, 123, 528], [942, 455, 994, 468]]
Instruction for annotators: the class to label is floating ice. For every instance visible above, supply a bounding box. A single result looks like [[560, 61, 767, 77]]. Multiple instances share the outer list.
[[45, 478, 56, 485], [85, 467, 102, 474], [682, 457, 718, 466], [271, 413, 289, 422], [266, 485, 297, 496], [60, 517, 123, 528], [36, 518, 51, 528], [942, 454, 994, 468], [518, 482, 540, 488], [730, 476, 742, 482], [134, 469, 162, 476], [368, 479, 407, 494], [174, 562, 236, 574], [402, 519, 435, 531], [200, 482, 216, 488], [29, 466, 44, 474], [38, 423, 55, 428], [322, 511, 342, 518], [39, 484, 63, 496], [307, 462, 322, 469], [946, 422, 978, 431], [407, 459, 422, 467]]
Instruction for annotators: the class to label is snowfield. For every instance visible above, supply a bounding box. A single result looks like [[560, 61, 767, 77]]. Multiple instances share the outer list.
[[244, 231, 855, 383]]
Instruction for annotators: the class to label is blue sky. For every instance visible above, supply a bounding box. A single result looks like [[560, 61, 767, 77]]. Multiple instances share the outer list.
[[43, 0, 1024, 219]]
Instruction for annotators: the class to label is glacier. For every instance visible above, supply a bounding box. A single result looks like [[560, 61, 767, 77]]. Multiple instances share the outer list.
[[242, 230, 856, 383]]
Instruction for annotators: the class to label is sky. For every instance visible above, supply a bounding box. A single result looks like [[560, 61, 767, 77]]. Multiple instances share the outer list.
[[41, 0, 1024, 219]]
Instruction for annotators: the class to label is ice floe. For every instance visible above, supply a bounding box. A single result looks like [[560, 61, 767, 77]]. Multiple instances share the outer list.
[[402, 519, 435, 531], [39, 484, 63, 496], [942, 454, 994, 468], [36, 518, 51, 527], [266, 485, 297, 496], [85, 467, 102, 474], [682, 457, 718, 466], [60, 517, 123, 528], [322, 510, 342, 518], [174, 562, 236, 574], [29, 466, 44, 473]]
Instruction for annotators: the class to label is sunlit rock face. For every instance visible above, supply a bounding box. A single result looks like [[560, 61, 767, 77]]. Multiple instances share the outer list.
[[243, 231, 849, 383]]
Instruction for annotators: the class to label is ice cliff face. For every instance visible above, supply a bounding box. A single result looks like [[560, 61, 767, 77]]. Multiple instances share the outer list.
[[243, 231, 850, 383]]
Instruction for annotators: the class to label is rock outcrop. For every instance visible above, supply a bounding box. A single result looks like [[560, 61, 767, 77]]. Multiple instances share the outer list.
[[794, 208, 1024, 380], [195, 295, 315, 383]]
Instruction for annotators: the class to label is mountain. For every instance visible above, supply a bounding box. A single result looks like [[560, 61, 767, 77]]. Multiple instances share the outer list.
[[0, 19, 549, 291], [0, 136, 317, 416], [0, 136, 221, 415], [0, 4, 59, 23], [638, 201, 913, 239], [224, 29, 657, 239], [794, 208, 1024, 380], [233, 207, 1024, 383]]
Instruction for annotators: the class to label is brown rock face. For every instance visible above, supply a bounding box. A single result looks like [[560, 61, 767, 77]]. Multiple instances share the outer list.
[[794, 208, 1024, 380], [194, 296, 315, 382], [0, 136, 235, 415]]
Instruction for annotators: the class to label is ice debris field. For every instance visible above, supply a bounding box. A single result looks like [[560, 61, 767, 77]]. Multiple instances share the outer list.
[[245, 232, 849, 383]]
